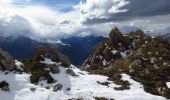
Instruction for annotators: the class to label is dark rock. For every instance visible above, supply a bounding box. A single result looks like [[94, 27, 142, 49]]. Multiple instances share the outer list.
[[97, 81, 110, 86], [66, 69, 78, 76], [53, 84, 62, 92], [0, 81, 10, 91], [35, 45, 47, 61], [45, 86, 50, 89], [30, 87, 36, 92]]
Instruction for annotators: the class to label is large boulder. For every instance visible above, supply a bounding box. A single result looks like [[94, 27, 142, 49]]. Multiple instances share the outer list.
[[0, 48, 16, 71]]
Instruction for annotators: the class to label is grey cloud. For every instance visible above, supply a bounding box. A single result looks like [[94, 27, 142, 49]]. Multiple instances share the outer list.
[[81, 0, 170, 24], [60, 20, 71, 24]]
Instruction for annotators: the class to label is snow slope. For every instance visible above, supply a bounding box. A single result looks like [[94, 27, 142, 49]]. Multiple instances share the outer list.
[[0, 60, 166, 100]]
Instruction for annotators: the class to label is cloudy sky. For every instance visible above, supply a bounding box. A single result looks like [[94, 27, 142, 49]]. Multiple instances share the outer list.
[[0, 0, 170, 41]]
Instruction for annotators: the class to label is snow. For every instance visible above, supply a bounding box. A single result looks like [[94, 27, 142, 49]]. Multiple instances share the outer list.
[[120, 52, 127, 58], [40, 58, 56, 65], [111, 50, 118, 54], [0, 59, 166, 100], [166, 82, 170, 88], [102, 59, 107, 66], [15, 60, 23, 70]]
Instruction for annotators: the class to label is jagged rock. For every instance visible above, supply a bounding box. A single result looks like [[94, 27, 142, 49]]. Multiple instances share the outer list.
[[0, 48, 16, 71], [53, 84, 62, 92], [108, 27, 123, 46], [35, 45, 48, 61], [81, 27, 131, 70], [81, 27, 170, 99]]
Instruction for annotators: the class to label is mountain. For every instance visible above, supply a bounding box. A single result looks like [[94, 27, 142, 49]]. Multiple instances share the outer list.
[[81, 27, 170, 99], [0, 35, 107, 65], [59, 36, 107, 65], [0, 47, 166, 100], [0, 36, 47, 59], [160, 33, 170, 41]]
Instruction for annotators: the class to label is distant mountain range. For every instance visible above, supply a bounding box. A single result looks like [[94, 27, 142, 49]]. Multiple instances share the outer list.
[[0, 35, 107, 66]]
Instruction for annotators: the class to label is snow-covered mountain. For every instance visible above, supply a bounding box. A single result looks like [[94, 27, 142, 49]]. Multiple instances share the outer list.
[[1, 28, 170, 100], [81, 27, 170, 99], [0, 48, 166, 100]]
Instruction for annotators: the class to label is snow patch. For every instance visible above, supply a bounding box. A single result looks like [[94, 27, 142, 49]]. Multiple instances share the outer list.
[[166, 82, 170, 88], [111, 50, 118, 54]]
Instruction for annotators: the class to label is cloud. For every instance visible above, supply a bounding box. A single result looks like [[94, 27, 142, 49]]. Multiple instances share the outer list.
[[80, 0, 170, 24], [0, 0, 170, 41], [0, 1, 82, 40]]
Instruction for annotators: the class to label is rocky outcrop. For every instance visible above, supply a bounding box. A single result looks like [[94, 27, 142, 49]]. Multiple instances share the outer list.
[[81, 27, 133, 70], [81, 27, 170, 98], [22, 45, 72, 84], [0, 48, 16, 71]]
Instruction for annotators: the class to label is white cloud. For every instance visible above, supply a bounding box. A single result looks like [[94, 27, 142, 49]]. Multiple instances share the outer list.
[[0, 1, 82, 40], [0, 0, 170, 41]]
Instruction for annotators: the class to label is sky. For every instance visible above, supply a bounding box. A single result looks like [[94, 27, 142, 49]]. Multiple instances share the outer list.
[[0, 0, 170, 41]]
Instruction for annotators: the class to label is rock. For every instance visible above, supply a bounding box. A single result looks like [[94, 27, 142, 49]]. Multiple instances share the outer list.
[[46, 64, 60, 74], [97, 81, 110, 86], [39, 76, 47, 81], [66, 69, 78, 76], [30, 87, 36, 92], [35, 45, 47, 61], [129, 59, 142, 69], [108, 27, 123, 45], [1, 85, 10, 91], [0, 81, 10, 91], [48, 45, 71, 67], [45, 86, 50, 89], [53, 84, 62, 92], [0, 48, 16, 71], [81, 27, 170, 99]]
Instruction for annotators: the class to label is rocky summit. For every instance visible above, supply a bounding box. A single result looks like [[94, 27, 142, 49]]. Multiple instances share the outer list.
[[81, 27, 170, 99], [0, 30, 170, 100]]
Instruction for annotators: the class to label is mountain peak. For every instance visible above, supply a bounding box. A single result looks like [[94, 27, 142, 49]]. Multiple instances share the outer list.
[[81, 28, 170, 99]]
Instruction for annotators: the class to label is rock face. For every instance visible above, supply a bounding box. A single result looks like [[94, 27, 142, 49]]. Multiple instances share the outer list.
[[81, 27, 170, 98], [81, 27, 131, 70], [0, 48, 16, 71]]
